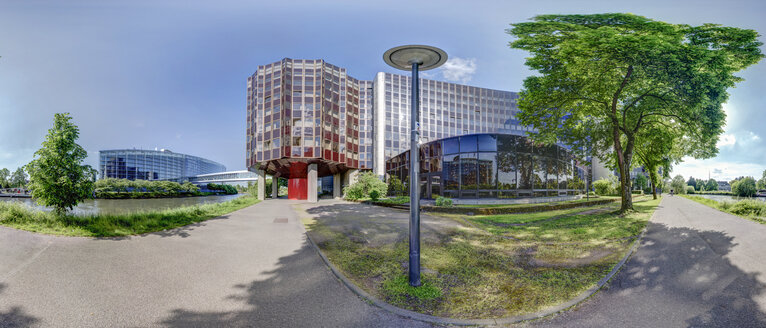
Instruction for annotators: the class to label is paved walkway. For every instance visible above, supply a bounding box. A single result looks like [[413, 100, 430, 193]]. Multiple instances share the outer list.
[[0, 199, 429, 327], [528, 196, 766, 327]]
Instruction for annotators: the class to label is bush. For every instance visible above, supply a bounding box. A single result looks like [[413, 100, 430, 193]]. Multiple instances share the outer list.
[[387, 176, 406, 196], [729, 200, 765, 217], [732, 177, 757, 197], [435, 196, 453, 207], [686, 186, 696, 194], [593, 178, 615, 196], [631, 190, 643, 195], [344, 171, 387, 200], [369, 189, 381, 201]]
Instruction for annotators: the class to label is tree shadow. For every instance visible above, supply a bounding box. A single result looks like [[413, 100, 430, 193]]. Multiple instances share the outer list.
[[157, 240, 431, 327], [535, 221, 766, 327], [0, 283, 39, 328]]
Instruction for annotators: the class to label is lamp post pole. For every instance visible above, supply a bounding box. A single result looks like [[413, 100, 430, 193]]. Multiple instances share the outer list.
[[383, 45, 447, 287], [408, 60, 421, 286]]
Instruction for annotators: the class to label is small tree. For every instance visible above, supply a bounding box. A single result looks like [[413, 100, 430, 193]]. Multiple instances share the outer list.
[[10, 167, 28, 188], [671, 175, 686, 194], [634, 173, 648, 192], [26, 113, 96, 215], [344, 171, 388, 200], [757, 170, 766, 190], [387, 176, 406, 196], [0, 168, 9, 188], [732, 177, 757, 197], [705, 178, 718, 191]]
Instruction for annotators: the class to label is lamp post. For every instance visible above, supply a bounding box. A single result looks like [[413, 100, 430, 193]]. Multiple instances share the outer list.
[[383, 45, 447, 287]]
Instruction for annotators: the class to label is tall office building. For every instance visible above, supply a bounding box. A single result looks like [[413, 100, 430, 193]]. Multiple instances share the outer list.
[[247, 58, 594, 200]]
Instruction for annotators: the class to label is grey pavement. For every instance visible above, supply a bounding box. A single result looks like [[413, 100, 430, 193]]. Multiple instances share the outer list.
[[527, 195, 766, 328], [0, 199, 431, 327]]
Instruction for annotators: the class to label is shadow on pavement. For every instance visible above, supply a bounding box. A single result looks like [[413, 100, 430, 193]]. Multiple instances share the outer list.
[[535, 220, 766, 327], [157, 240, 429, 328], [0, 283, 39, 328]]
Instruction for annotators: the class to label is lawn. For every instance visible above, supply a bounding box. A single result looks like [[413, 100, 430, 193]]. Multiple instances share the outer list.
[[454, 195, 619, 208], [298, 196, 661, 319], [0, 195, 260, 237]]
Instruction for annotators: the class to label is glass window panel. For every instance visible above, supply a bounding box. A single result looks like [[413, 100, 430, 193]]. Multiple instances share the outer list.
[[497, 151, 517, 190], [443, 137, 459, 155], [518, 153, 534, 190], [460, 153, 477, 190], [478, 152, 496, 189], [442, 154, 460, 190], [460, 135, 477, 153], [546, 158, 558, 190], [477, 134, 497, 152], [533, 155, 546, 189]]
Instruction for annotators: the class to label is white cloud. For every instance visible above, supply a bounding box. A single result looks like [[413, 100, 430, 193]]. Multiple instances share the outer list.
[[749, 131, 761, 141], [717, 134, 736, 147], [439, 57, 477, 84], [671, 156, 764, 181]]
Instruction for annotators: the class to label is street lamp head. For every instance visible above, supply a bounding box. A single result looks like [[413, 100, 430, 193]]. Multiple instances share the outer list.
[[383, 45, 447, 71]]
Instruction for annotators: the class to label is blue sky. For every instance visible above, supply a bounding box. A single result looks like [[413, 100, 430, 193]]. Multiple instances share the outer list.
[[1, 0, 764, 181]]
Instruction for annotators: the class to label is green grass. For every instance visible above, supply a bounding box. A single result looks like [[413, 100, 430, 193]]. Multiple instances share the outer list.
[[682, 195, 766, 225], [303, 196, 661, 319], [455, 196, 619, 208], [0, 195, 260, 237]]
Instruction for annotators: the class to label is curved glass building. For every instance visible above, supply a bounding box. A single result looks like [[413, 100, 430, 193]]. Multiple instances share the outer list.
[[386, 133, 588, 199], [99, 149, 226, 181]]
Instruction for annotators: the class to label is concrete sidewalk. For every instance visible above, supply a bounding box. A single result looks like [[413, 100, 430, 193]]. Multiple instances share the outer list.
[[529, 196, 766, 327], [0, 199, 429, 327]]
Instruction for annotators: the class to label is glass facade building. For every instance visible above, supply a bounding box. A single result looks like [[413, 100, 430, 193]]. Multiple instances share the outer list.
[[100, 149, 226, 181], [386, 134, 588, 199]]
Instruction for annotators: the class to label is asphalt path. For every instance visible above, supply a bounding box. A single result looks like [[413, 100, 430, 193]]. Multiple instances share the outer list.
[[0, 199, 430, 328], [528, 195, 766, 327]]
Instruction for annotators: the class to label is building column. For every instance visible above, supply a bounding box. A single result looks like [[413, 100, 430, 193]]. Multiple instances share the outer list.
[[308, 164, 318, 203], [271, 176, 279, 199], [257, 170, 265, 201], [333, 173, 341, 199]]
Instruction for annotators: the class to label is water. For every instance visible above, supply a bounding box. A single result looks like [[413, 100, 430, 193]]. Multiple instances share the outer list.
[[692, 194, 766, 203], [0, 194, 243, 216]]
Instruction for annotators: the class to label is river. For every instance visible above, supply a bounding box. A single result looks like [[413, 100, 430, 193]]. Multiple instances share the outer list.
[[0, 194, 243, 216], [692, 194, 766, 203]]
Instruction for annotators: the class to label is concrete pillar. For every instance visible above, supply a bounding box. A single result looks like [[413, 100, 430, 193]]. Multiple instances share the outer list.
[[271, 176, 279, 199], [308, 164, 318, 203], [257, 170, 265, 201], [333, 173, 341, 199]]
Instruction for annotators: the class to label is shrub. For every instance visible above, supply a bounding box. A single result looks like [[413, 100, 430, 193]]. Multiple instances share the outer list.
[[732, 177, 757, 197], [369, 189, 381, 201], [593, 178, 615, 196], [344, 171, 387, 200], [631, 190, 643, 195], [686, 186, 696, 194], [729, 200, 765, 217], [387, 176, 406, 196], [435, 196, 453, 207]]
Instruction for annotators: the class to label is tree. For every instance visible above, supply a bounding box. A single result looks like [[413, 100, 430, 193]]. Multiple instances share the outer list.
[[634, 126, 678, 199], [10, 167, 27, 188], [343, 171, 388, 200], [687, 177, 698, 191], [732, 177, 757, 197], [706, 178, 718, 191], [0, 168, 9, 188], [671, 175, 687, 194], [508, 13, 763, 212], [634, 173, 648, 192], [25, 113, 96, 215], [757, 169, 766, 190]]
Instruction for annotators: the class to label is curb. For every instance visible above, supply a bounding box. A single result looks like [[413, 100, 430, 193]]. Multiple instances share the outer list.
[[301, 205, 652, 327]]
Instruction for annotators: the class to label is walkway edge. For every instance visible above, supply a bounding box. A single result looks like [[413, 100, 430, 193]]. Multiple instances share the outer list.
[[302, 205, 652, 326]]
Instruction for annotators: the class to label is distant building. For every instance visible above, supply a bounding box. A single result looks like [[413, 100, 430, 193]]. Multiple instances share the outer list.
[[171, 170, 258, 187], [99, 149, 225, 181], [717, 180, 731, 191]]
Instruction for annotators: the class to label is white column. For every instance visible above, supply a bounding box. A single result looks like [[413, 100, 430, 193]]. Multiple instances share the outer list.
[[333, 173, 341, 199], [271, 176, 279, 199], [257, 170, 265, 201], [308, 164, 318, 203]]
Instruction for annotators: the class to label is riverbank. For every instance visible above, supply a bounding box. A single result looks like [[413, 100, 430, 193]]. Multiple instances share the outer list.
[[681, 195, 765, 225], [0, 195, 260, 237]]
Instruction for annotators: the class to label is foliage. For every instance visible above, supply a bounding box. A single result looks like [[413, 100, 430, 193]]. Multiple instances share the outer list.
[[25, 113, 96, 215], [671, 175, 687, 194], [634, 173, 648, 191], [508, 13, 763, 213], [757, 170, 766, 190], [705, 178, 719, 191], [369, 189, 381, 201], [0, 195, 259, 237], [93, 178, 201, 198], [684, 195, 765, 225], [686, 186, 696, 194], [343, 171, 387, 200], [387, 176, 406, 196], [732, 177, 757, 197], [206, 183, 238, 195], [434, 196, 453, 207], [0, 168, 9, 188], [593, 177, 618, 196]]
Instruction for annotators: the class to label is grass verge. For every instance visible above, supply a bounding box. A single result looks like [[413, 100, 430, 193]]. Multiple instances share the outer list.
[[301, 196, 660, 319], [0, 195, 260, 237], [454, 196, 618, 208], [682, 195, 766, 225]]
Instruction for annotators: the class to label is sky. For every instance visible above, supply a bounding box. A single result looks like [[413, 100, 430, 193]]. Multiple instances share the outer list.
[[1, 0, 764, 182]]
